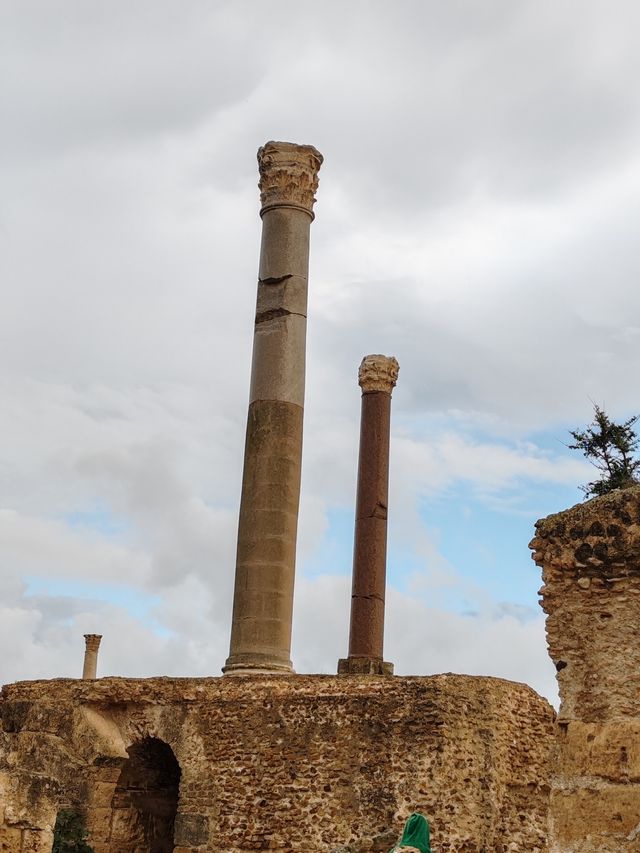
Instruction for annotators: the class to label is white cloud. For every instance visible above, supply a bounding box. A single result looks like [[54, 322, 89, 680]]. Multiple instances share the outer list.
[[2, 1, 637, 700], [292, 575, 558, 705]]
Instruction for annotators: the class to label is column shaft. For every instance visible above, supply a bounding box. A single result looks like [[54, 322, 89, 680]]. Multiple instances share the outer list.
[[82, 634, 102, 679], [224, 142, 322, 675], [339, 355, 398, 676], [348, 391, 391, 659]]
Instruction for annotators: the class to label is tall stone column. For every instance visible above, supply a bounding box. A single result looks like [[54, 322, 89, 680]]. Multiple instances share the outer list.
[[338, 354, 398, 676], [224, 141, 323, 675], [82, 634, 102, 679]]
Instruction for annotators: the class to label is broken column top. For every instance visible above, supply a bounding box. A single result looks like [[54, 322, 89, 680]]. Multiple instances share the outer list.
[[83, 634, 102, 649], [358, 355, 400, 394], [257, 141, 324, 218]]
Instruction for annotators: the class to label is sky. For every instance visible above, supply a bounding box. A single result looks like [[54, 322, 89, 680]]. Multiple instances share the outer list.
[[3, 1, 640, 705]]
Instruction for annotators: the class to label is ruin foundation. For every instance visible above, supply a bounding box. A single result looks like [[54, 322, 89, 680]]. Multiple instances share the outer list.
[[0, 674, 553, 853]]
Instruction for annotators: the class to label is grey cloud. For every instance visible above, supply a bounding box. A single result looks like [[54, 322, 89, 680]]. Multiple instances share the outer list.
[[2, 2, 264, 158], [2, 0, 637, 697]]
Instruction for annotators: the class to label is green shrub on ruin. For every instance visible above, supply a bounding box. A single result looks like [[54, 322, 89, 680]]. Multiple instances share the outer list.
[[569, 403, 640, 497]]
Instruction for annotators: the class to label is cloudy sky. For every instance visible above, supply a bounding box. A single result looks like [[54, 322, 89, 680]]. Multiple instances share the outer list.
[[3, 1, 640, 704]]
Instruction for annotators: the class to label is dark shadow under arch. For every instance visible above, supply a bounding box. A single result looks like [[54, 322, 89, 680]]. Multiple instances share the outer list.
[[108, 736, 181, 853]]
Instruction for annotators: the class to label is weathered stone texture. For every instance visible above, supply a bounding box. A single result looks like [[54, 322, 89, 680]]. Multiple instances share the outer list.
[[0, 675, 553, 852], [257, 142, 323, 215], [225, 141, 322, 675], [531, 486, 640, 852], [82, 634, 102, 680], [531, 486, 640, 722], [340, 356, 399, 676]]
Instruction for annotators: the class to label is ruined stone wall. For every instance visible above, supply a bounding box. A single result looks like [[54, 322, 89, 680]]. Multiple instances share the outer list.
[[531, 486, 640, 853], [0, 674, 553, 853]]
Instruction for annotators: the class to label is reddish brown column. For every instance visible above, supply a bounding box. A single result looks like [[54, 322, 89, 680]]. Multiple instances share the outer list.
[[82, 633, 102, 679], [223, 141, 323, 675], [338, 355, 398, 676]]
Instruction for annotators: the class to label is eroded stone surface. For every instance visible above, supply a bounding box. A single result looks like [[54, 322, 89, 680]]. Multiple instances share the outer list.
[[82, 634, 102, 680], [225, 141, 322, 675], [257, 141, 323, 216], [0, 674, 553, 852], [358, 355, 399, 395], [531, 486, 640, 852], [531, 486, 640, 722]]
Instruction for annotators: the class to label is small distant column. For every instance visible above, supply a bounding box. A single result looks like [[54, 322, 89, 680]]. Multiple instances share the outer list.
[[82, 634, 102, 679], [339, 355, 399, 676], [224, 141, 323, 675]]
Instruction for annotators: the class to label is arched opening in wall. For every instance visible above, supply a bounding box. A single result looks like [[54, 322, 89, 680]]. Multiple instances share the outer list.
[[107, 737, 181, 853]]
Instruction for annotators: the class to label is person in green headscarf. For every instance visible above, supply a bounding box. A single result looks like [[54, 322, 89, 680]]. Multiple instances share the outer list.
[[389, 812, 431, 853]]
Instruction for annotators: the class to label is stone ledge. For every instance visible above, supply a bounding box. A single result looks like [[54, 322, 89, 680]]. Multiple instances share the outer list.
[[337, 657, 394, 676]]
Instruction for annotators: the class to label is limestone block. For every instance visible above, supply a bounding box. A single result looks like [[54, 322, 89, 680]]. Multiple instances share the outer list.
[[255, 273, 308, 320], [557, 719, 640, 781], [551, 782, 640, 843], [78, 706, 128, 760], [249, 312, 306, 407], [88, 780, 118, 809], [20, 828, 52, 853], [0, 827, 22, 853], [85, 806, 113, 841], [258, 207, 312, 284]]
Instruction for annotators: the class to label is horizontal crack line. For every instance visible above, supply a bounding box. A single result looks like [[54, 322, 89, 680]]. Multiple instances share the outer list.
[[255, 307, 306, 324], [259, 274, 294, 285]]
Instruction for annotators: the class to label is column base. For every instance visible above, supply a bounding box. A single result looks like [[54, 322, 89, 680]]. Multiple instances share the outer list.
[[222, 653, 294, 676], [223, 666, 294, 676], [337, 657, 394, 676]]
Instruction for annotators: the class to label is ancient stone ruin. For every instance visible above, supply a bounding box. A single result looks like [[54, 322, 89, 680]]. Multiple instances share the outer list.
[[338, 354, 399, 677], [531, 485, 640, 853], [1, 141, 638, 852], [82, 635, 102, 681], [224, 141, 323, 676]]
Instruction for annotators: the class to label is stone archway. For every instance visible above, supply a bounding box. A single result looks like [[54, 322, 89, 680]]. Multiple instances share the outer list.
[[107, 737, 181, 853]]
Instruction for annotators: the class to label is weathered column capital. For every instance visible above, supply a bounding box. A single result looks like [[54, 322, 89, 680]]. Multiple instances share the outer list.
[[358, 354, 399, 394], [84, 633, 102, 651], [257, 141, 323, 218]]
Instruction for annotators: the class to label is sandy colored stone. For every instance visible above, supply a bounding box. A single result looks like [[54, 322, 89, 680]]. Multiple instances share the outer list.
[[556, 719, 640, 780], [531, 486, 640, 721], [532, 486, 640, 852], [257, 141, 323, 216], [0, 674, 554, 852], [226, 400, 303, 673], [257, 205, 312, 284], [249, 312, 306, 407], [82, 633, 102, 680], [226, 141, 322, 675], [358, 354, 399, 394]]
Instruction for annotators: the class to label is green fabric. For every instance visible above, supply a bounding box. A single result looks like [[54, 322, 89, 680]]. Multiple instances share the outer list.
[[390, 813, 431, 853]]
